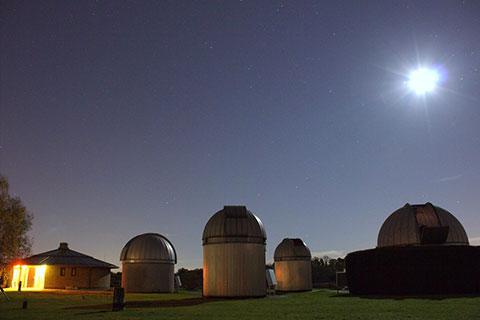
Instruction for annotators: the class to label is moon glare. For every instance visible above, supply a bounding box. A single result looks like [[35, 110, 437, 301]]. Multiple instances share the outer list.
[[408, 68, 439, 94]]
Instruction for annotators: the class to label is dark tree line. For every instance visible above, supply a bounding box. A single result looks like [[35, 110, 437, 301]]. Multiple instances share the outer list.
[[176, 268, 203, 290], [311, 256, 345, 285]]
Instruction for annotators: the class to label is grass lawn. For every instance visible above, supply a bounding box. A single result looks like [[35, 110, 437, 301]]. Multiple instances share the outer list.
[[1, 289, 479, 320]]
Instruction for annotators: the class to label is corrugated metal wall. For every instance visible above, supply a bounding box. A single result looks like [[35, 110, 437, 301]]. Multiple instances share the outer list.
[[122, 263, 174, 293], [203, 243, 266, 297], [275, 260, 312, 292]]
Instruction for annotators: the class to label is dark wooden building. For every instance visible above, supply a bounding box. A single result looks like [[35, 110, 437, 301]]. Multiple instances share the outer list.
[[346, 203, 480, 294]]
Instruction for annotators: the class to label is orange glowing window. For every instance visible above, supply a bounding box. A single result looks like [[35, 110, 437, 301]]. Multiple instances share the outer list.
[[11, 265, 46, 290]]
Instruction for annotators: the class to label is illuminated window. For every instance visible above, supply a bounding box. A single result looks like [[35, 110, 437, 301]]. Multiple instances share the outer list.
[[60, 267, 65, 276], [71, 267, 77, 276], [11, 265, 46, 290]]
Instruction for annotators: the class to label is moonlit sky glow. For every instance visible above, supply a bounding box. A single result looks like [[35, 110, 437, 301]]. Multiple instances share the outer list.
[[1, 1, 480, 269]]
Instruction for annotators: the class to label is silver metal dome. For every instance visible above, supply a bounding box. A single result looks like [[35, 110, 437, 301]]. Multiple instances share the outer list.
[[274, 238, 311, 261], [120, 233, 177, 263], [377, 203, 469, 248], [202, 206, 266, 245]]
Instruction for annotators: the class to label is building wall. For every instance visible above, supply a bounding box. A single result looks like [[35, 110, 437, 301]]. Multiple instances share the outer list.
[[346, 245, 480, 294], [275, 260, 312, 292], [44, 266, 110, 289], [203, 242, 266, 297], [122, 262, 174, 293], [90, 267, 111, 288]]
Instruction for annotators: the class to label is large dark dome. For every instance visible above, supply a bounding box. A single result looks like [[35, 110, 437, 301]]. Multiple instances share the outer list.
[[377, 203, 469, 247], [202, 206, 266, 245], [120, 233, 177, 263]]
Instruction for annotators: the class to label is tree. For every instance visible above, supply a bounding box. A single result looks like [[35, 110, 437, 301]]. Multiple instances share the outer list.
[[0, 174, 33, 286]]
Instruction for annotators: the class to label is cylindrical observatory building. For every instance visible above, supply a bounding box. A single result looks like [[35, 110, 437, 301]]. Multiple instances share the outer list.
[[120, 233, 177, 293], [346, 203, 480, 294], [203, 206, 267, 297], [274, 238, 312, 292]]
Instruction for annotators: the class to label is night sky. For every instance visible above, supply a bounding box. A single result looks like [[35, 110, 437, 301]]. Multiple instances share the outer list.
[[1, 1, 480, 269]]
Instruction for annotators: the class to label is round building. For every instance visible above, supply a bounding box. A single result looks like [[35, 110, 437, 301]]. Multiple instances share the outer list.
[[346, 203, 480, 294], [11, 242, 117, 290], [120, 233, 177, 293], [274, 238, 312, 292], [203, 206, 267, 297]]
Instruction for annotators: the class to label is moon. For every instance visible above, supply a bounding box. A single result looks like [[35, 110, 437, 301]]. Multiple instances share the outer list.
[[407, 68, 440, 94]]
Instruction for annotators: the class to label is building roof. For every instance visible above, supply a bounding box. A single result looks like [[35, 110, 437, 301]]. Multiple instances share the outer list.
[[202, 206, 266, 245], [377, 203, 469, 247], [120, 233, 177, 263], [20, 242, 118, 268], [274, 238, 311, 261]]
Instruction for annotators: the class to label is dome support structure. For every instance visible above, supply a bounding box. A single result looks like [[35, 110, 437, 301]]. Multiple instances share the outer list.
[[347, 202, 479, 294]]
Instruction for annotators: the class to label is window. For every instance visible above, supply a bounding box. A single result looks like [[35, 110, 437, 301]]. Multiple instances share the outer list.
[[71, 267, 77, 276], [60, 267, 65, 276]]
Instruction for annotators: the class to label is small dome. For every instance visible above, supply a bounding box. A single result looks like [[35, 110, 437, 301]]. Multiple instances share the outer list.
[[120, 233, 177, 263], [274, 238, 311, 261], [202, 206, 266, 245], [377, 203, 469, 248]]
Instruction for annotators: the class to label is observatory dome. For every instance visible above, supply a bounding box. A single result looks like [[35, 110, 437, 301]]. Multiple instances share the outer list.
[[274, 238, 311, 261], [202, 205, 267, 297], [120, 233, 177, 293], [377, 203, 469, 248], [202, 206, 266, 245], [120, 233, 176, 263]]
